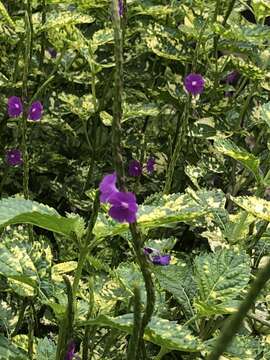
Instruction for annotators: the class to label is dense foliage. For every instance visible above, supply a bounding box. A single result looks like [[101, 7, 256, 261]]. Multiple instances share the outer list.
[[1, 0, 270, 359]]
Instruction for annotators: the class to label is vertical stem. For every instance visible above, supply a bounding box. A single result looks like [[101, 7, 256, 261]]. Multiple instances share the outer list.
[[21, 9, 32, 200], [112, 0, 125, 189], [127, 286, 142, 360], [82, 277, 95, 360], [72, 190, 100, 296], [112, 3, 155, 357], [163, 99, 190, 194], [207, 258, 270, 360], [27, 306, 34, 359], [55, 276, 74, 360], [39, 0, 46, 69]]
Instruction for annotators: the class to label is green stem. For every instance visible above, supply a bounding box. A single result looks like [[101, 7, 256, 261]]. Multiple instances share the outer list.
[[55, 276, 74, 360], [27, 306, 34, 360], [163, 98, 190, 194], [72, 191, 100, 296], [82, 277, 95, 360], [12, 300, 28, 337], [207, 257, 270, 360], [112, 0, 125, 189], [127, 286, 142, 360]]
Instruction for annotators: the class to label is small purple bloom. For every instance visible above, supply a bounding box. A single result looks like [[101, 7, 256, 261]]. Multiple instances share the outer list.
[[65, 340, 75, 360], [152, 255, 171, 266], [143, 247, 154, 255], [8, 96, 23, 118], [118, 0, 124, 17], [144, 247, 171, 266], [108, 191, 138, 223], [146, 157, 155, 174], [47, 47, 57, 58], [6, 149, 23, 166], [99, 172, 119, 203], [28, 101, 43, 121], [184, 73, 205, 95], [128, 160, 142, 177], [225, 70, 239, 85]]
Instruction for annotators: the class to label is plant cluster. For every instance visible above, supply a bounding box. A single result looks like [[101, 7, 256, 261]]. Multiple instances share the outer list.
[[1, 0, 270, 359]]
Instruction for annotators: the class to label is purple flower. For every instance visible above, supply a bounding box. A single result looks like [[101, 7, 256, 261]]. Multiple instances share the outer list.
[[65, 341, 75, 360], [128, 160, 142, 177], [152, 255, 171, 266], [47, 47, 57, 58], [28, 101, 43, 121], [6, 149, 23, 166], [225, 70, 239, 85], [108, 191, 138, 223], [143, 247, 154, 255], [144, 247, 171, 266], [184, 73, 205, 95], [8, 96, 23, 118], [118, 0, 124, 17], [146, 157, 155, 174], [99, 172, 119, 203]]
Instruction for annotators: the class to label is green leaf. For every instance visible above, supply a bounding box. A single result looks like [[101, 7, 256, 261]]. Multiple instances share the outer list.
[[231, 195, 270, 222], [36, 337, 56, 360], [0, 197, 85, 238], [260, 102, 270, 128], [145, 24, 186, 61], [80, 314, 203, 352], [94, 189, 227, 239], [153, 260, 197, 319], [37, 11, 94, 33], [58, 93, 95, 120], [194, 249, 250, 316], [52, 261, 77, 282], [0, 335, 28, 359], [214, 138, 261, 183], [0, 1, 15, 29]]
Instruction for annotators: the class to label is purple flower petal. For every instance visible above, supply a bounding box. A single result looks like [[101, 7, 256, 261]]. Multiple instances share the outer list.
[[8, 96, 23, 118], [99, 172, 119, 203], [108, 191, 138, 223], [65, 341, 76, 360], [151, 255, 171, 266], [128, 160, 142, 177], [6, 149, 23, 166], [47, 47, 57, 58], [28, 101, 43, 121], [143, 247, 154, 255], [184, 73, 205, 95], [118, 0, 124, 17], [146, 157, 155, 174], [225, 70, 239, 85]]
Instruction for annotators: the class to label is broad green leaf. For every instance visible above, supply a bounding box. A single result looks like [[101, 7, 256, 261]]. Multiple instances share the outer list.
[[80, 314, 203, 352], [94, 189, 225, 239], [37, 11, 94, 33], [194, 249, 250, 316], [52, 261, 77, 282], [145, 24, 187, 61], [58, 93, 96, 120], [231, 196, 270, 222], [0, 1, 15, 29], [0, 335, 28, 359], [214, 138, 261, 183], [153, 261, 196, 319], [205, 334, 263, 358], [0, 198, 85, 238], [36, 337, 56, 360], [260, 102, 270, 128], [122, 102, 161, 121]]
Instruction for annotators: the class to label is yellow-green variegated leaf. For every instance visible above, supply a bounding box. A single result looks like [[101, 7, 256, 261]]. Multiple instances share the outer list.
[[231, 195, 270, 221], [79, 314, 203, 352], [93, 189, 226, 240], [0, 197, 85, 238], [0, 1, 15, 29], [214, 138, 261, 183], [194, 249, 250, 316], [260, 102, 270, 128]]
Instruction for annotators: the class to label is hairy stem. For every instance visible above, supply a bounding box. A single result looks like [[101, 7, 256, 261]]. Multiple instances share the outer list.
[[207, 257, 270, 360]]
